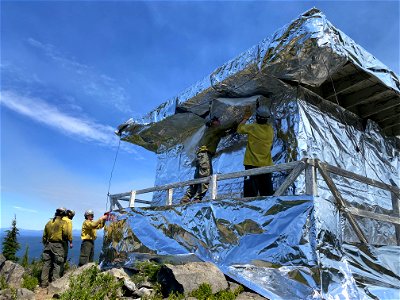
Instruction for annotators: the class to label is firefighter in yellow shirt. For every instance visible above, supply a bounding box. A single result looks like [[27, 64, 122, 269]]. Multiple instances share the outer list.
[[237, 105, 274, 197], [41, 207, 71, 287], [78, 210, 107, 266], [60, 209, 74, 276]]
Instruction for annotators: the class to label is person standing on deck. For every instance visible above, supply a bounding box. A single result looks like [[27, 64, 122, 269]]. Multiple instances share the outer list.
[[237, 104, 274, 197]]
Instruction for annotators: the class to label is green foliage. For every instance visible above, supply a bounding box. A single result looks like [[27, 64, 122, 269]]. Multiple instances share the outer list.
[[1, 216, 20, 261], [190, 283, 213, 300], [21, 273, 39, 291], [21, 245, 29, 268], [167, 291, 185, 300], [189, 283, 244, 300], [131, 260, 162, 284], [59, 265, 122, 300], [0, 275, 9, 290], [28, 259, 43, 281]]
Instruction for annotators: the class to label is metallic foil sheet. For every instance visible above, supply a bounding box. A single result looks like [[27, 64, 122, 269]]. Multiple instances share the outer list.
[[117, 8, 399, 152], [108, 7, 400, 300], [102, 196, 400, 299]]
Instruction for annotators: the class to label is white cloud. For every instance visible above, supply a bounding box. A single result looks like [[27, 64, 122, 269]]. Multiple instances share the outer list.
[[13, 206, 39, 213], [0, 90, 137, 154], [26, 38, 134, 113]]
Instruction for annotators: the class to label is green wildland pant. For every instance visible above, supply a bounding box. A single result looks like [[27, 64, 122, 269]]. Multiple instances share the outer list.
[[183, 151, 213, 201], [41, 242, 65, 286], [60, 240, 69, 276], [79, 240, 94, 266]]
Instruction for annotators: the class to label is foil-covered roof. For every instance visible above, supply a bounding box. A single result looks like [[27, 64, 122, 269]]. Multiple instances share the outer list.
[[117, 8, 400, 152]]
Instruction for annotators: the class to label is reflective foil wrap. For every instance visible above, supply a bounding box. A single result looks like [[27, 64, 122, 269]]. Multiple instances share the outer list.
[[108, 7, 400, 300]]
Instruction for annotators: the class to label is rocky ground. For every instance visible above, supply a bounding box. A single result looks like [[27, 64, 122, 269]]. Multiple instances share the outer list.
[[0, 253, 266, 299]]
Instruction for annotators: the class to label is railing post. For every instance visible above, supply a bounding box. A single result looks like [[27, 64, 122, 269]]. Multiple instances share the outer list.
[[390, 179, 400, 245], [317, 161, 368, 244], [129, 190, 136, 208], [209, 174, 218, 200], [109, 196, 115, 211], [166, 188, 173, 206], [305, 159, 317, 196]]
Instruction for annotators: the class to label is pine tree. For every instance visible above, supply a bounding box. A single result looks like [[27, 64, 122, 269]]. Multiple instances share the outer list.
[[1, 215, 20, 261], [21, 245, 29, 267]]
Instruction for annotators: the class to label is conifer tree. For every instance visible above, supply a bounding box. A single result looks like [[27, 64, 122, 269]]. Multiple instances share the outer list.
[[1, 215, 20, 261], [21, 245, 29, 267]]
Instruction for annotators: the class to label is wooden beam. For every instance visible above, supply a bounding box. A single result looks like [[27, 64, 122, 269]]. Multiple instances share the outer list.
[[384, 124, 400, 136], [321, 162, 400, 195], [390, 178, 400, 246], [345, 207, 400, 225], [359, 96, 399, 118], [342, 85, 386, 109], [317, 162, 368, 244], [378, 114, 400, 130], [323, 73, 370, 100], [209, 174, 218, 200], [166, 189, 173, 206], [129, 190, 136, 207], [274, 161, 306, 196], [305, 159, 317, 196], [369, 106, 400, 123]]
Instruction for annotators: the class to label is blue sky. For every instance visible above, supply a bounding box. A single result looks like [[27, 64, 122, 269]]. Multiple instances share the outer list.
[[1, 1, 399, 230]]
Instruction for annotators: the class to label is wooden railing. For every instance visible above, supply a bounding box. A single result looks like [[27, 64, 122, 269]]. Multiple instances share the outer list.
[[109, 158, 400, 245]]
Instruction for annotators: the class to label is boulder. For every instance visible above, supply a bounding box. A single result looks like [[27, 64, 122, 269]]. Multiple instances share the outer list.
[[0, 260, 25, 288], [236, 291, 267, 299], [48, 263, 98, 296], [157, 262, 228, 296], [105, 268, 137, 295], [0, 288, 35, 300], [0, 254, 6, 269]]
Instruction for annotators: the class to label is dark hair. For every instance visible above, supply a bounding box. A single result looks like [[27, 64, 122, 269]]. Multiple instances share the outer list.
[[256, 115, 269, 124]]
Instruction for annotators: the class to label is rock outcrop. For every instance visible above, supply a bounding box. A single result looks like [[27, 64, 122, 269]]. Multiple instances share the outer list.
[[0, 255, 25, 288], [157, 262, 229, 296]]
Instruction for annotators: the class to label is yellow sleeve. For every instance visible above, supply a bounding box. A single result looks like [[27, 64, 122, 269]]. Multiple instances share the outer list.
[[237, 123, 251, 134], [42, 222, 49, 244], [95, 219, 105, 229], [66, 220, 73, 242], [86, 218, 104, 229]]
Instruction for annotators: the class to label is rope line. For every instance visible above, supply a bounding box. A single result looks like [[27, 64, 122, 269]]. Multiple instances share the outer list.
[[106, 138, 122, 211]]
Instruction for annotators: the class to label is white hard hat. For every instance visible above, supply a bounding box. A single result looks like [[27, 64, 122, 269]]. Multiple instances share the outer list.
[[84, 210, 94, 217]]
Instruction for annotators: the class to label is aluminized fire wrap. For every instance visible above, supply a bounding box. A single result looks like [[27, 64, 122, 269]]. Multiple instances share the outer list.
[[106, 8, 400, 300]]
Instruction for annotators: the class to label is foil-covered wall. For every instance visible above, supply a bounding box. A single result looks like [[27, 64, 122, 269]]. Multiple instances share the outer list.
[[102, 195, 400, 299], [108, 7, 400, 300]]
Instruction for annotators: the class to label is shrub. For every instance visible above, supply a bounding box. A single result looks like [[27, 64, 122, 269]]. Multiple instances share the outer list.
[[21, 274, 39, 291], [131, 260, 161, 284], [59, 265, 122, 300], [0, 275, 8, 290], [189, 283, 244, 300]]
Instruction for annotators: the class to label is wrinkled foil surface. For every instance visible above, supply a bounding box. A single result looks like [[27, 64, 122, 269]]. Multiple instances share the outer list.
[[108, 8, 400, 300]]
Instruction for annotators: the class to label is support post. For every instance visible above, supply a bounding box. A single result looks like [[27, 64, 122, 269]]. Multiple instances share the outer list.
[[274, 161, 306, 196], [129, 190, 136, 208], [166, 188, 173, 206], [390, 183, 400, 245], [305, 159, 317, 196], [317, 161, 368, 244], [209, 174, 218, 200], [109, 196, 115, 211]]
